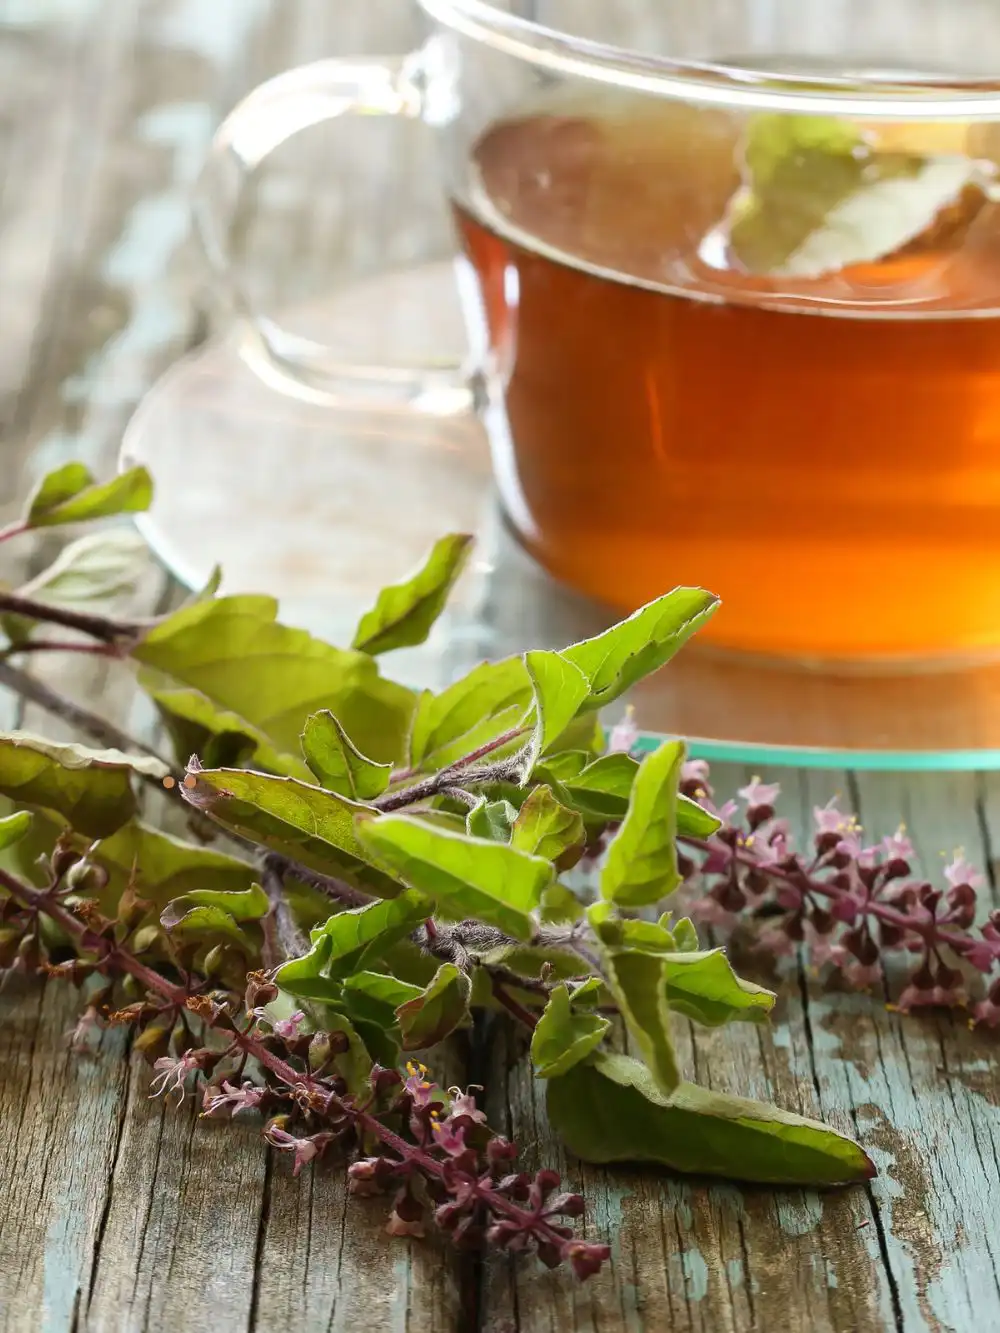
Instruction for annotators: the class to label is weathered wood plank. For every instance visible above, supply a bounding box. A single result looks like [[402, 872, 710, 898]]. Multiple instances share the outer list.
[[0, 2, 468, 1330], [482, 765, 1000, 1332]]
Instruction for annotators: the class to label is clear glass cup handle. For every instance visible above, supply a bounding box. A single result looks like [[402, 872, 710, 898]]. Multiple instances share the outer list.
[[193, 54, 472, 413]]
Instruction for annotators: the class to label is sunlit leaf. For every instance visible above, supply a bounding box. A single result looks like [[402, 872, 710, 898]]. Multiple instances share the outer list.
[[161, 882, 269, 929], [91, 819, 254, 910], [548, 1052, 876, 1185], [531, 983, 610, 1078], [562, 753, 639, 821], [407, 658, 531, 771], [161, 904, 251, 950], [300, 710, 391, 800], [23, 463, 153, 528], [677, 795, 722, 839], [0, 810, 32, 853], [561, 588, 718, 709], [467, 798, 517, 843], [602, 947, 680, 1095], [659, 949, 775, 1027], [727, 112, 991, 277], [522, 650, 590, 777], [274, 932, 334, 999], [0, 732, 167, 839], [315, 891, 429, 977], [341, 970, 423, 1010], [178, 766, 400, 898], [133, 596, 416, 765], [511, 786, 585, 869], [3, 530, 151, 645], [351, 533, 472, 656], [601, 740, 684, 906], [356, 814, 552, 941], [145, 682, 308, 777], [395, 962, 472, 1050]]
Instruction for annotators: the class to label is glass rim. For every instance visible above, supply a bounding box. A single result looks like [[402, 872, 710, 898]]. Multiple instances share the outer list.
[[420, 0, 1000, 120]]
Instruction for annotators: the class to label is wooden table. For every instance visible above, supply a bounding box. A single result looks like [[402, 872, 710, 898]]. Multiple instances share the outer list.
[[1, 4, 999, 1330]]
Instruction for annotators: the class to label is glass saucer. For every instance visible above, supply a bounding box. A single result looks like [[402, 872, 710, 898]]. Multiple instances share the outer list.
[[121, 272, 1000, 772]]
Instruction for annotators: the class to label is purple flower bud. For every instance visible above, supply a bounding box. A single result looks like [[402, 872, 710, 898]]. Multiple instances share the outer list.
[[486, 1137, 520, 1169], [544, 1192, 586, 1219], [562, 1239, 612, 1281]]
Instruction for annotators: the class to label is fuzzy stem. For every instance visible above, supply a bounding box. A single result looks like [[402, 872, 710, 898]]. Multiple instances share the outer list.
[[0, 591, 146, 647], [0, 519, 28, 545], [2, 640, 122, 659], [0, 865, 582, 1259], [388, 726, 530, 789]]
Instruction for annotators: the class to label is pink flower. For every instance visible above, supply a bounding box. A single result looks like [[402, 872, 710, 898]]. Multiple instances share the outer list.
[[689, 896, 737, 929], [385, 1210, 425, 1238], [65, 1006, 101, 1052], [757, 925, 797, 958], [607, 707, 639, 754], [963, 923, 1000, 973], [814, 801, 852, 837], [272, 1010, 306, 1040], [972, 997, 1000, 1028], [201, 1080, 266, 1118], [738, 776, 781, 809], [448, 1087, 488, 1125], [881, 827, 915, 864], [843, 962, 883, 989], [681, 759, 711, 789], [264, 1125, 321, 1176], [944, 853, 985, 891], [895, 983, 965, 1013], [431, 1117, 468, 1156], [404, 1060, 438, 1110], [149, 1052, 202, 1103]]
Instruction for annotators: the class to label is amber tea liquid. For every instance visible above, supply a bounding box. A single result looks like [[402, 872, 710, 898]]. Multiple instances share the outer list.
[[454, 103, 1000, 660]]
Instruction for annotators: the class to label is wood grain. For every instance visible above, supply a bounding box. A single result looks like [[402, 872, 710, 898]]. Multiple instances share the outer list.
[[1, 3, 1000, 1332]]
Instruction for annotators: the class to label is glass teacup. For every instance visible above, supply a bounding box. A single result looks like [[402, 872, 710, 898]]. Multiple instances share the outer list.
[[196, 0, 1000, 664]]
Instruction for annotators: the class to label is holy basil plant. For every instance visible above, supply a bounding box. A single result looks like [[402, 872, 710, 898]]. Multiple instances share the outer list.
[[0, 462, 879, 1282]]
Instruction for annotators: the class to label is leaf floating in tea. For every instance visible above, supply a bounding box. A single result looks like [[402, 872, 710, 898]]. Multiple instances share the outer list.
[[722, 112, 996, 279]]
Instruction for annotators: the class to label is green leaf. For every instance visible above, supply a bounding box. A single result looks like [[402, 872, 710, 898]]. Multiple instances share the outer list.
[[178, 766, 400, 897], [561, 589, 718, 709], [522, 650, 591, 776], [677, 794, 722, 839], [511, 786, 585, 868], [601, 739, 684, 906], [0, 732, 167, 838], [162, 904, 250, 950], [89, 819, 254, 910], [531, 983, 610, 1079], [274, 933, 334, 999], [23, 463, 153, 529], [671, 917, 700, 952], [316, 891, 429, 977], [321, 1011, 373, 1095], [408, 658, 531, 771], [538, 881, 584, 925], [467, 798, 517, 843], [659, 949, 776, 1027], [563, 753, 639, 821], [589, 904, 676, 953], [536, 751, 589, 782], [356, 815, 552, 941], [161, 882, 269, 929], [548, 1052, 876, 1185], [145, 682, 309, 778], [351, 533, 472, 655], [300, 711, 392, 800], [3, 530, 151, 645], [727, 113, 985, 278], [0, 810, 32, 852], [602, 948, 680, 1095], [133, 596, 416, 765], [341, 970, 423, 1010], [395, 962, 472, 1050]]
